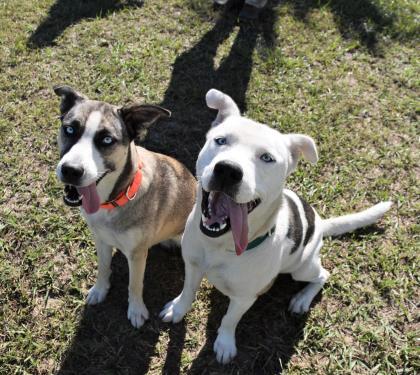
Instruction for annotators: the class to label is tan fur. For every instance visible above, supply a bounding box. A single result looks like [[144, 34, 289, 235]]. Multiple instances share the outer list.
[[135, 147, 197, 244], [83, 145, 197, 328]]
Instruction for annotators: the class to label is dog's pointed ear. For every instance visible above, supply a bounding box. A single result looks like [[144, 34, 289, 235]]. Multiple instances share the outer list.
[[285, 134, 318, 175], [53, 85, 87, 115], [206, 89, 240, 127], [119, 104, 171, 141]]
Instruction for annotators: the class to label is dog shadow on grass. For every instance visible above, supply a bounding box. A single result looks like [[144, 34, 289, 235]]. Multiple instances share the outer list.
[[58, 245, 188, 374], [27, 0, 143, 48], [187, 275, 318, 374]]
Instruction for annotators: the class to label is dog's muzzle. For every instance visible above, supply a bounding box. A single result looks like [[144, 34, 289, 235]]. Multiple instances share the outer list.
[[208, 160, 243, 198], [62, 171, 109, 208], [199, 189, 261, 238], [60, 163, 85, 186]]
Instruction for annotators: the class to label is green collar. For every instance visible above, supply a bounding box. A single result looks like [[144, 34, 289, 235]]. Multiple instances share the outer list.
[[245, 225, 276, 252], [226, 226, 276, 253]]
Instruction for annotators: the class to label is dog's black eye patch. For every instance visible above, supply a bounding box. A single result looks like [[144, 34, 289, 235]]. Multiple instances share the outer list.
[[62, 120, 81, 137], [70, 119, 81, 128], [59, 120, 85, 157], [94, 130, 118, 148]]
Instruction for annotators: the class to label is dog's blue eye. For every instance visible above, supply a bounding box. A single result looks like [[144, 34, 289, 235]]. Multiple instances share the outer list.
[[260, 153, 275, 163], [215, 137, 227, 146], [102, 136, 114, 145], [64, 126, 75, 136]]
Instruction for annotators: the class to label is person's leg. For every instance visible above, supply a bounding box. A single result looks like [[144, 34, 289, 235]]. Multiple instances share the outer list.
[[240, 0, 267, 20]]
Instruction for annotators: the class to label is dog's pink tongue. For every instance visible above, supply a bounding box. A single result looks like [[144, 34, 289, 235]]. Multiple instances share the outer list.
[[76, 183, 100, 214], [227, 198, 248, 256]]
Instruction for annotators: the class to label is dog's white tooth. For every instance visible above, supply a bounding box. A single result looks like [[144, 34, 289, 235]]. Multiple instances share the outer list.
[[220, 222, 227, 229]]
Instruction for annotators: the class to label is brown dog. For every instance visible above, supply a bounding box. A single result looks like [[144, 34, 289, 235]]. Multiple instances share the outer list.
[[54, 85, 196, 327]]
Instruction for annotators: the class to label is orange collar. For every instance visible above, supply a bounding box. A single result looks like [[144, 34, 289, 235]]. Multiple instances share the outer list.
[[100, 162, 143, 210]]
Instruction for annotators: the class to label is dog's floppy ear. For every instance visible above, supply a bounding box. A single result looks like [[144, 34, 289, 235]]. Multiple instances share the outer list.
[[284, 134, 318, 175], [119, 104, 171, 141], [206, 89, 240, 127], [53, 85, 87, 115]]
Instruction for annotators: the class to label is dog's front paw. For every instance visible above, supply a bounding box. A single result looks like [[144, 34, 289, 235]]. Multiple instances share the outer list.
[[86, 284, 109, 305], [288, 290, 312, 314], [214, 331, 237, 364], [159, 295, 189, 323], [127, 301, 149, 328]]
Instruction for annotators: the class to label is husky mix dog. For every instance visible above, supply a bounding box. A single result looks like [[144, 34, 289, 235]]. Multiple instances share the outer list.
[[54, 85, 196, 328]]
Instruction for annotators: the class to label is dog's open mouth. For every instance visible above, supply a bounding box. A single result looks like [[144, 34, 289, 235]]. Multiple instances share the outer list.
[[200, 189, 261, 255], [63, 172, 108, 214]]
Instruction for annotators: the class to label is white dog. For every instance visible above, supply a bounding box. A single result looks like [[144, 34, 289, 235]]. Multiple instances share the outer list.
[[160, 89, 392, 363]]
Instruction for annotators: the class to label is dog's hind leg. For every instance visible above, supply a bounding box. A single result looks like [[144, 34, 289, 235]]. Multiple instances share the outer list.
[[127, 247, 150, 328], [214, 296, 257, 364], [86, 239, 112, 305], [288, 252, 330, 314]]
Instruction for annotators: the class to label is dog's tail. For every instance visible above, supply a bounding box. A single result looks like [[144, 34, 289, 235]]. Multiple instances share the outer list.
[[321, 201, 392, 237]]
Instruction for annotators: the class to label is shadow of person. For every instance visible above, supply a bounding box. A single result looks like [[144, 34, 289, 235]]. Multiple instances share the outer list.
[[27, 0, 143, 49], [141, 0, 278, 172], [58, 244, 187, 375], [283, 0, 394, 54], [187, 274, 319, 374]]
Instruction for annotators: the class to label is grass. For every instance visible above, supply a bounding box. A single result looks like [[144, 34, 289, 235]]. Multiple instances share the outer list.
[[0, 0, 418, 373]]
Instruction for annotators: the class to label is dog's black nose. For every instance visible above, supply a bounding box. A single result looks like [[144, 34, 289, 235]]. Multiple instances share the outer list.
[[61, 163, 84, 181], [213, 161, 243, 187]]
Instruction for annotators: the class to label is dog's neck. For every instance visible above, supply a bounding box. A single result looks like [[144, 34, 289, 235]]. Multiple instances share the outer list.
[[96, 142, 139, 203], [249, 193, 284, 241]]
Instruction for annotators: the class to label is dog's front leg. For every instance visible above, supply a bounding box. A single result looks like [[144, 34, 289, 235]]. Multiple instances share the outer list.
[[127, 247, 149, 328], [86, 239, 112, 305], [214, 296, 256, 364], [160, 260, 204, 323]]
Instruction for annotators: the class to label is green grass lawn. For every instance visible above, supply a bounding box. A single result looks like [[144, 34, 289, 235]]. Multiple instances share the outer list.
[[0, 0, 418, 373]]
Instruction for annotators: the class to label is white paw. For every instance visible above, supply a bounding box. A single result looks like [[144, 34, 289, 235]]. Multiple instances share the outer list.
[[213, 332, 237, 364], [86, 284, 109, 305], [159, 295, 189, 323], [288, 290, 312, 314], [127, 301, 149, 328]]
